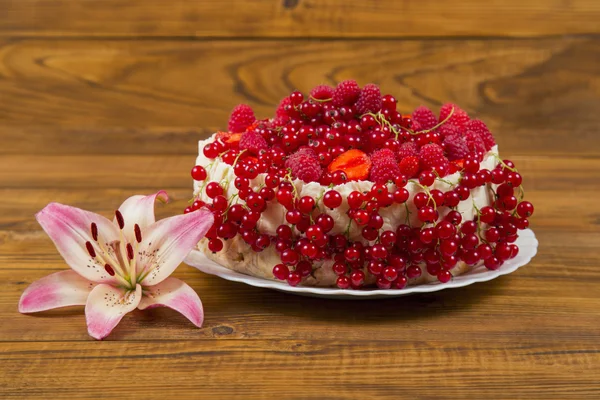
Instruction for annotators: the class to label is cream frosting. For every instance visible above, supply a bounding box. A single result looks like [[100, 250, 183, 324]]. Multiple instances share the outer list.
[[193, 135, 498, 242], [192, 135, 499, 287]]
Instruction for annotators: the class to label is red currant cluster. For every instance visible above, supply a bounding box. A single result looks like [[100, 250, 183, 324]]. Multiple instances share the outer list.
[[186, 82, 534, 289]]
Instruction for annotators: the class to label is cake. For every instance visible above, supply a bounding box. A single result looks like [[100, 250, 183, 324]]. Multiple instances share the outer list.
[[187, 81, 534, 289]]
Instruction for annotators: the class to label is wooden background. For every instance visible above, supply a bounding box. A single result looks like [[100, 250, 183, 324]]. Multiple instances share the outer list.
[[1, 1, 600, 398]]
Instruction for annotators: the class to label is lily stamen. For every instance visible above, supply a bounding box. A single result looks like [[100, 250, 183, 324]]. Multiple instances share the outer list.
[[90, 222, 98, 241], [115, 210, 125, 229], [126, 243, 134, 261], [85, 241, 96, 258], [134, 224, 142, 243], [104, 264, 116, 276]]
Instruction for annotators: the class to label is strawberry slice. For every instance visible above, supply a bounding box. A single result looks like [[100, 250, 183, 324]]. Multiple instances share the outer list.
[[327, 149, 372, 181], [216, 131, 243, 147], [451, 159, 464, 172]]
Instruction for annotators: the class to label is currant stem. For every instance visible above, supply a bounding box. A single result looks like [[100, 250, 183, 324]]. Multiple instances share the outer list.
[[309, 96, 332, 103], [232, 149, 247, 167], [408, 179, 438, 208]]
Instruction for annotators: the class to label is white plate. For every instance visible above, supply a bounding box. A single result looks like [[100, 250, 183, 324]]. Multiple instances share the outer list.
[[184, 229, 538, 299]]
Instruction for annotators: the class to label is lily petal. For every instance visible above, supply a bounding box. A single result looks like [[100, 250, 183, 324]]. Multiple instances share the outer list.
[[115, 191, 169, 244], [85, 284, 142, 340], [138, 209, 214, 286], [138, 277, 204, 328], [36, 203, 121, 283], [19, 270, 97, 313]]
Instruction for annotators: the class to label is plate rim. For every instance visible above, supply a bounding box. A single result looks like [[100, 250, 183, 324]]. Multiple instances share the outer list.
[[184, 229, 538, 297]]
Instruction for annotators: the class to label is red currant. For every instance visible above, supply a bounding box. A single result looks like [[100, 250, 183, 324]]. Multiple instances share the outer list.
[[191, 166, 207, 181], [246, 193, 266, 212], [353, 210, 370, 225], [517, 201, 534, 218], [350, 270, 365, 286], [348, 191, 365, 209], [208, 238, 223, 252], [419, 170, 436, 187], [323, 190, 342, 209], [437, 270, 452, 283], [418, 206, 438, 223], [281, 249, 300, 266], [287, 271, 302, 286], [406, 265, 422, 279], [205, 182, 223, 199], [297, 196, 315, 214], [273, 264, 289, 280], [336, 276, 351, 289]]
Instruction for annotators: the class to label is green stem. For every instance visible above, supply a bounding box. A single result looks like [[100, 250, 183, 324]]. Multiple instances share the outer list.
[[413, 106, 455, 135], [344, 218, 353, 239], [314, 189, 326, 211], [222, 194, 239, 222], [232, 149, 247, 167], [309, 96, 332, 103], [408, 179, 438, 208], [491, 153, 518, 173], [432, 169, 456, 186]]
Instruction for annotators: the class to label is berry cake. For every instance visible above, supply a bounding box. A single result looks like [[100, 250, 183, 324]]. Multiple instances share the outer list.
[[187, 81, 534, 289]]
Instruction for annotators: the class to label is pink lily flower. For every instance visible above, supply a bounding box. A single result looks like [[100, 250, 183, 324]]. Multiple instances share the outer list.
[[18, 191, 213, 340]]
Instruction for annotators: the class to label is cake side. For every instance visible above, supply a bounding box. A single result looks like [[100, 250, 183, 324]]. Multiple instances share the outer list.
[[193, 135, 499, 287]]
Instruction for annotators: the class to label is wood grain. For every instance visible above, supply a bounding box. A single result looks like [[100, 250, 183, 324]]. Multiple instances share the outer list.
[[2, 1, 600, 396], [1, 154, 599, 190], [1, 341, 599, 399], [1, 38, 599, 156], [1, 0, 600, 38]]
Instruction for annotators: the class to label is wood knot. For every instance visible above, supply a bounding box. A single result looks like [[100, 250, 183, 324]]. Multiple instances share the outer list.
[[282, 0, 299, 10], [212, 325, 234, 336]]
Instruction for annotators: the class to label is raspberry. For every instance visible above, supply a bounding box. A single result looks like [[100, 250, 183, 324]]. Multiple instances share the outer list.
[[228, 104, 256, 133], [466, 119, 496, 150], [276, 97, 292, 120], [371, 148, 396, 163], [464, 130, 487, 159], [439, 103, 470, 130], [285, 148, 323, 183], [397, 141, 418, 160], [369, 149, 400, 184], [332, 80, 361, 107], [294, 146, 314, 157], [443, 134, 470, 161], [419, 143, 450, 174], [239, 130, 268, 155], [355, 83, 382, 114], [439, 123, 462, 139], [310, 85, 334, 100], [412, 106, 437, 130], [398, 156, 419, 178], [410, 120, 422, 132]]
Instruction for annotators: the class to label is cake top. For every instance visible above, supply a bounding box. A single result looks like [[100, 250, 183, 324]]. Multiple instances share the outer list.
[[196, 80, 496, 187]]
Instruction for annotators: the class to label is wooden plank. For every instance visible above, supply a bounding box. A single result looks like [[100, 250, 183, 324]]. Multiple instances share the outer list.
[[1, 0, 600, 38], [0, 38, 599, 157], [0, 188, 598, 233], [3, 261, 600, 343], [1, 220, 599, 342], [1, 341, 599, 399], [1, 154, 598, 190], [0, 127, 211, 155]]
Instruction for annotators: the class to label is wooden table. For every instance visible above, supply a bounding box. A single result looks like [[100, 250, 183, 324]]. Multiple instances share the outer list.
[[1, 1, 599, 398]]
